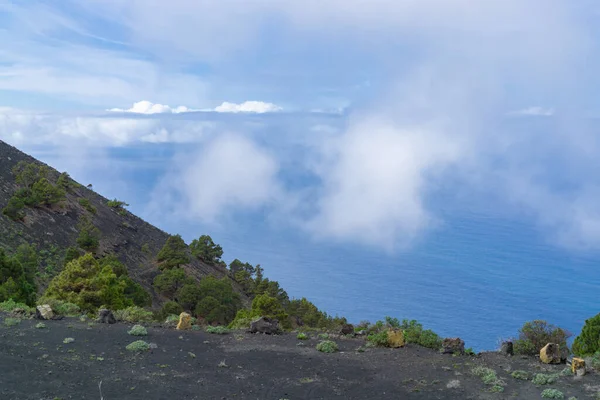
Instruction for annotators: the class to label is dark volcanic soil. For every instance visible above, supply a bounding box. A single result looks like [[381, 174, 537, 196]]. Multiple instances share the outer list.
[[1, 314, 599, 400]]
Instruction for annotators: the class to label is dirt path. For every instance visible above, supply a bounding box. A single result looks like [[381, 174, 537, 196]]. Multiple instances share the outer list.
[[0, 314, 598, 399]]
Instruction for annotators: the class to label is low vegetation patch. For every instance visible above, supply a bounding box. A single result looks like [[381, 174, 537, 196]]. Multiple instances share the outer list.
[[205, 326, 229, 334], [114, 306, 154, 323], [3, 317, 21, 327], [0, 299, 34, 314], [63, 337, 75, 344], [127, 325, 148, 336], [316, 340, 338, 353], [532, 373, 559, 385], [541, 389, 565, 399], [126, 340, 150, 352], [511, 370, 530, 380], [297, 332, 308, 340], [472, 366, 505, 389], [35, 322, 46, 329], [38, 299, 80, 316]]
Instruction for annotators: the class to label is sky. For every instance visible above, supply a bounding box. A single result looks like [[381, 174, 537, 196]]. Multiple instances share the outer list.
[[1, 1, 600, 343]]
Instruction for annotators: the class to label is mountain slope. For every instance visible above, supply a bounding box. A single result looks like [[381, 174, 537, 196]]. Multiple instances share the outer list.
[[0, 139, 241, 306]]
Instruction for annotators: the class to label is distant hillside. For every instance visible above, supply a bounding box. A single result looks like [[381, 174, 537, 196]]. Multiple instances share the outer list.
[[0, 139, 242, 307]]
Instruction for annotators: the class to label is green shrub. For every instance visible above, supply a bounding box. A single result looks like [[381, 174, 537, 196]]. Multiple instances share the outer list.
[[472, 366, 505, 387], [156, 235, 190, 270], [511, 370, 530, 380], [401, 319, 442, 350], [541, 389, 564, 399], [113, 306, 154, 323], [35, 322, 46, 329], [128, 325, 148, 336], [2, 196, 26, 220], [205, 326, 230, 334], [159, 301, 183, 320], [76, 216, 100, 252], [573, 313, 600, 356], [0, 299, 34, 314], [63, 337, 75, 344], [165, 314, 180, 325], [513, 320, 570, 356], [190, 235, 223, 265], [107, 199, 129, 209], [126, 340, 150, 352], [297, 332, 308, 340], [228, 309, 254, 329], [316, 340, 338, 353], [367, 330, 389, 347], [78, 198, 97, 214], [0, 249, 37, 306], [490, 385, 504, 393], [3, 317, 21, 326], [532, 373, 559, 385]]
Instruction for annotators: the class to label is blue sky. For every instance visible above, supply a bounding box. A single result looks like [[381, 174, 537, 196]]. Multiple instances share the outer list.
[[2, 1, 600, 345]]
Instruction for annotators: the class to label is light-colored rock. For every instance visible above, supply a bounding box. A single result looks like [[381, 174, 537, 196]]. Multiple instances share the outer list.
[[176, 312, 192, 330], [36, 304, 54, 320], [572, 357, 586, 376], [387, 329, 405, 348], [540, 343, 561, 364]]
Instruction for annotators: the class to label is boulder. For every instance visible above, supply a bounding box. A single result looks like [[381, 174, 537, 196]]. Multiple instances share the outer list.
[[340, 323, 354, 336], [248, 316, 280, 334], [571, 357, 586, 376], [12, 307, 28, 318], [442, 338, 465, 355], [96, 309, 117, 324], [176, 312, 192, 330], [387, 329, 405, 348], [36, 304, 54, 320], [500, 341, 514, 356], [540, 343, 561, 364]]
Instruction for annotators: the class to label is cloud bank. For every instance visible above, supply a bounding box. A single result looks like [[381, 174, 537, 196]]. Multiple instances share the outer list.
[[213, 101, 282, 114], [108, 100, 198, 114]]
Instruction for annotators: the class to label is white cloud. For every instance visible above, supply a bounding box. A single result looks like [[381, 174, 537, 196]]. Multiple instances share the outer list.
[[213, 101, 282, 114], [149, 133, 281, 224], [508, 107, 555, 117], [108, 100, 198, 114]]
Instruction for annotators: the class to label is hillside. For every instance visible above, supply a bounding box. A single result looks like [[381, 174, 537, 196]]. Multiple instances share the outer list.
[[0, 139, 239, 306]]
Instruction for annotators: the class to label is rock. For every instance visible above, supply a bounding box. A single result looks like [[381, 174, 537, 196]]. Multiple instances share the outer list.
[[36, 305, 54, 320], [500, 341, 514, 356], [540, 343, 561, 364], [96, 309, 116, 324], [248, 316, 280, 334], [387, 329, 405, 348], [176, 312, 192, 330], [442, 338, 465, 354], [11, 307, 28, 317], [340, 323, 354, 335], [571, 357, 585, 376]]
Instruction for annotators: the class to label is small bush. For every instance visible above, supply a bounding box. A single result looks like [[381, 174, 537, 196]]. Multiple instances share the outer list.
[[205, 325, 229, 334], [511, 370, 530, 380], [128, 325, 148, 336], [78, 198, 97, 214], [490, 385, 504, 393], [165, 314, 180, 325], [532, 373, 558, 385], [472, 366, 505, 387], [63, 337, 75, 344], [541, 389, 564, 399], [0, 299, 34, 314], [513, 320, 570, 356], [317, 333, 329, 340], [126, 340, 150, 352], [297, 332, 308, 340], [114, 306, 153, 323], [316, 340, 338, 353], [3, 317, 21, 326], [35, 322, 46, 329], [367, 330, 389, 347], [158, 301, 183, 320], [573, 313, 600, 356]]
